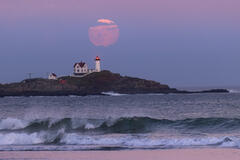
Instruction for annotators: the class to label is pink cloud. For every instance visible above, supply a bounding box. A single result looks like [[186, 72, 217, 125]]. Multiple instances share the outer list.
[[97, 19, 115, 25]]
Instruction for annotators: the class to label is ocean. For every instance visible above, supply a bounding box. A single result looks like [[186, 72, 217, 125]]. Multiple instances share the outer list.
[[1, 91, 240, 151]]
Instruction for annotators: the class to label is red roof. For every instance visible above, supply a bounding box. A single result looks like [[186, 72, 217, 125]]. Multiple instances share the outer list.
[[74, 62, 86, 68], [95, 56, 100, 61]]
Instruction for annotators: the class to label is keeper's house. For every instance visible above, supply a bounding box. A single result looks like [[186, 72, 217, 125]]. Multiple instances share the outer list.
[[73, 56, 101, 76]]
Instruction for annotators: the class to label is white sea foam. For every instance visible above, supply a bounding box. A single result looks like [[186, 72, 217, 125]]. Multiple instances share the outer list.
[[0, 118, 28, 130], [71, 118, 103, 129], [60, 134, 240, 148], [0, 131, 239, 149], [71, 118, 117, 130], [0, 133, 42, 145], [228, 89, 240, 93], [84, 123, 96, 129], [47, 118, 62, 128], [61, 134, 129, 145], [102, 92, 127, 96]]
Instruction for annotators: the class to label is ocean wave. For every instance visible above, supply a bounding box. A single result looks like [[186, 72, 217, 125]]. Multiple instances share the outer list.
[[0, 132, 239, 150], [1, 117, 240, 133], [1, 117, 240, 149], [101, 92, 127, 96]]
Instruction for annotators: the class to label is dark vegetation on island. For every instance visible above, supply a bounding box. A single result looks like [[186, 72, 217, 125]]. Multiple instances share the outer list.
[[0, 70, 229, 97]]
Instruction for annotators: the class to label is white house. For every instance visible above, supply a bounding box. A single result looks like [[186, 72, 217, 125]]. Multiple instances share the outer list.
[[48, 73, 57, 80], [73, 56, 101, 76], [74, 62, 88, 75]]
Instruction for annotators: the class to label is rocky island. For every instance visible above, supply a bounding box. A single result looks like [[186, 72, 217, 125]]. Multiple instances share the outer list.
[[0, 70, 228, 97]]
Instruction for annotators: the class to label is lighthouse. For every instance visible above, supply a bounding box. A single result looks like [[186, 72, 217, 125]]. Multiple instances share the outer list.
[[95, 56, 101, 72]]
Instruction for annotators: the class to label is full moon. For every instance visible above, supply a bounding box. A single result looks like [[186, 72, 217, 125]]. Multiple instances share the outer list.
[[88, 19, 119, 47]]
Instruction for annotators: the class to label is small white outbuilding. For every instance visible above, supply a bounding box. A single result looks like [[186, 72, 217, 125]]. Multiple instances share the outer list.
[[48, 73, 57, 80]]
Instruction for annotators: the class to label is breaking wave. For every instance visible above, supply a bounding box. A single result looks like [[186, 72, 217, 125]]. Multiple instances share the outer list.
[[1, 117, 240, 150], [228, 89, 240, 93], [101, 92, 127, 96], [1, 117, 240, 133]]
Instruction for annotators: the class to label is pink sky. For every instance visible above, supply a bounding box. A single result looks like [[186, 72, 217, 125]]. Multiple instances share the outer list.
[[1, 0, 239, 25]]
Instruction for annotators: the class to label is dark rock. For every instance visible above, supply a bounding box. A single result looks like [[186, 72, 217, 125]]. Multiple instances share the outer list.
[[197, 89, 229, 93], [0, 70, 229, 97]]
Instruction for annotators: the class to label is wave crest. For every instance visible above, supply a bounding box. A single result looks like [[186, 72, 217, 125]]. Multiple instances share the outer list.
[[1, 117, 240, 150], [0, 118, 29, 130], [1, 117, 240, 133]]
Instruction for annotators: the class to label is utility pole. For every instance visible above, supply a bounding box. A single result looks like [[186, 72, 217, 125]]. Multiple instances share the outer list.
[[46, 72, 49, 79], [27, 73, 34, 79]]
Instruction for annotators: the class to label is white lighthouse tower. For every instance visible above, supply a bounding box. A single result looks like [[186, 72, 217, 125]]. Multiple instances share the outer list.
[[95, 56, 101, 72]]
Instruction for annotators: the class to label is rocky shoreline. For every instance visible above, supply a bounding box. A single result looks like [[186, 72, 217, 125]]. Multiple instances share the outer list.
[[0, 70, 229, 97]]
